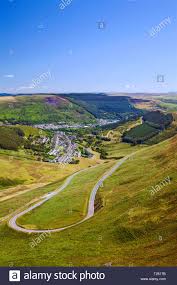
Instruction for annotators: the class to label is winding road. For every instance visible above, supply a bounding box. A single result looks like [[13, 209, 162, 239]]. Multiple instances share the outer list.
[[8, 154, 133, 234]]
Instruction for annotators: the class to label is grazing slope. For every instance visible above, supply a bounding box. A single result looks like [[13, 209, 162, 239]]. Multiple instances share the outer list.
[[0, 135, 176, 266], [15, 162, 114, 230], [0, 126, 24, 151]]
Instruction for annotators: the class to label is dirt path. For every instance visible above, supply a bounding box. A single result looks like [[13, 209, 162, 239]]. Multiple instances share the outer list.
[[0, 183, 46, 202]]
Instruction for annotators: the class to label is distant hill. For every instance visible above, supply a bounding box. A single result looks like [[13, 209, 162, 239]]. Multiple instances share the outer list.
[[0, 93, 12, 96], [122, 111, 173, 144], [0, 94, 95, 124], [143, 111, 173, 129], [0, 93, 142, 125], [64, 93, 141, 120]]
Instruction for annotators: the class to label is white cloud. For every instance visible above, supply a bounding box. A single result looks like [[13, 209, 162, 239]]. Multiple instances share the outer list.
[[16, 85, 35, 91], [4, 74, 15, 78], [125, 84, 136, 89]]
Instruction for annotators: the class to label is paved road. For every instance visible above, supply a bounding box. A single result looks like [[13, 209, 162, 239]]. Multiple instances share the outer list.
[[8, 154, 134, 234]]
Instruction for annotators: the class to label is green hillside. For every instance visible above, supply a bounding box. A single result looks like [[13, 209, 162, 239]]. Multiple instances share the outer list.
[[157, 97, 177, 112], [0, 126, 24, 151], [123, 123, 159, 144], [65, 93, 141, 119], [0, 135, 176, 266], [0, 125, 50, 161], [143, 110, 173, 129], [123, 111, 173, 144], [0, 95, 95, 124], [17, 162, 114, 230]]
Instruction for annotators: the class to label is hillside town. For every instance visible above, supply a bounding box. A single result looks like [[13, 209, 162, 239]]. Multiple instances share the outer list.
[[34, 118, 120, 130], [48, 131, 81, 164]]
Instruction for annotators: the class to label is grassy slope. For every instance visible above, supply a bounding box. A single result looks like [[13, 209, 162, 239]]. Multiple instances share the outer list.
[[0, 146, 106, 231], [13, 125, 46, 137], [0, 135, 176, 266], [123, 123, 159, 140], [152, 95, 177, 112], [0, 95, 95, 124], [17, 162, 114, 229], [0, 151, 103, 219], [102, 119, 145, 158], [103, 119, 142, 142], [0, 154, 69, 185], [0, 125, 47, 160], [0, 179, 65, 218], [146, 113, 177, 145], [103, 143, 144, 158], [0, 151, 102, 186], [158, 101, 177, 112]]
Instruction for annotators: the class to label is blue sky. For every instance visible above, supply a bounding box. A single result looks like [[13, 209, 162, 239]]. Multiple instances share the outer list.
[[0, 0, 176, 93]]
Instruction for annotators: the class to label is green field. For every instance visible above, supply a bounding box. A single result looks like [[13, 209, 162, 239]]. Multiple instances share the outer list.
[[0, 134, 176, 266], [103, 142, 144, 159], [17, 162, 114, 229], [0, 179, 65, 218]]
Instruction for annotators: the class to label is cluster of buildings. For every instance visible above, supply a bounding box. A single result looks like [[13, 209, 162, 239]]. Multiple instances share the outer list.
[[48, 131, 81, 164], [34, 119, 120, 131]]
